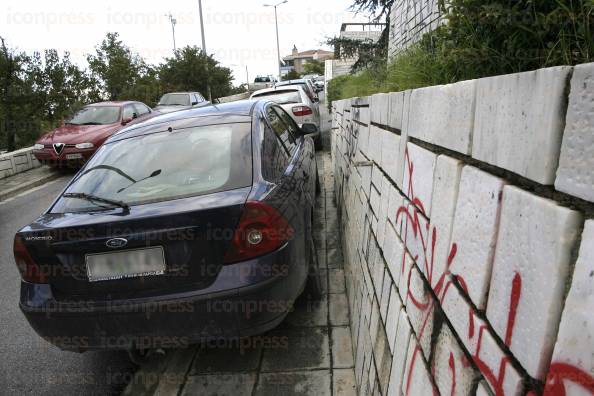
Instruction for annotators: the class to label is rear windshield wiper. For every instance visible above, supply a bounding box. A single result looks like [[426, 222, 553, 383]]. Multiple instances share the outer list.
[[62, 192, 130, 212]]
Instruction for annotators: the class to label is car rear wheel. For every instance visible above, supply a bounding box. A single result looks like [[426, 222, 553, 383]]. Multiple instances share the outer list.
[[127, 348, 166, 366], [304, 233, 323, 300]]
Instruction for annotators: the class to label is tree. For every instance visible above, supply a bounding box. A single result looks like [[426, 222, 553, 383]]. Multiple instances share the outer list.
[[328, 0, 394, 72], [282, 70, 301, 80], [302, 60, 325, 76], [159, 46, 233, 100], [87, 32, 146, 100]]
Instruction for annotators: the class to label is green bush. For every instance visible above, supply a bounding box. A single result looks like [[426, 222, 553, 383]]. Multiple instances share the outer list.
[[330, 0, 594, 104]]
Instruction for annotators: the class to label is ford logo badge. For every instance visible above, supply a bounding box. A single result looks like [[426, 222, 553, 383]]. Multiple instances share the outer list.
[[106, 238, 128, 249]]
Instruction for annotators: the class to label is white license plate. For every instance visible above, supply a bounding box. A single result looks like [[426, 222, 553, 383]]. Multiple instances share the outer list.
[[86, 247, 166, 282], [66, 153, 83, 160]]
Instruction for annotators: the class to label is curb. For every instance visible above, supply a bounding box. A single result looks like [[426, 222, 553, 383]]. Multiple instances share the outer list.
[[0, 172, 63, 201]]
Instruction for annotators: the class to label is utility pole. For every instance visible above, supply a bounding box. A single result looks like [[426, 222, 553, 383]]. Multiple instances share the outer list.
[[166, 13, 177, 52], [198, 0, 213, 102], [264, 1, 288, 81]]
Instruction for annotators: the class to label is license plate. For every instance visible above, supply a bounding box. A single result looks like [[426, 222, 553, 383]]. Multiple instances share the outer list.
[[66, 153, 83, 160], [86, 247, 166, 282]]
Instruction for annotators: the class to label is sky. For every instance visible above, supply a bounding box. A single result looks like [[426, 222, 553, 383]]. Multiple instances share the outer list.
[[1, 0, 375, 85]]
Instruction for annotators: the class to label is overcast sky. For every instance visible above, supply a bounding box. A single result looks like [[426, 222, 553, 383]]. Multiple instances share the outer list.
[[1, 0, 375, 84]]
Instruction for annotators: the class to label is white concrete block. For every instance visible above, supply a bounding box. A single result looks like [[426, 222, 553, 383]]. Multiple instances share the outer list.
[[387, 185, 405, 238], [441, 275, 481, 355], [433, 325, 480, 396], [408, 79, 476, 154], [405, 265, 433, 359], [402, 142, 436, 217], [476, 381, 493, 396], [401, 336, 435, 396], [475, 324, 524, 396], [388, 91, 405, 131], [371, 93, 390, 126], [472, 66, 573, 184], [379, 269, 392, 323], [377, 176, 391, 249], [387, 309, 412, 396], [401, 202, 429, 272], [381, 129, 402, 184], [427, 155, 464, 288], [398, 252, 413, 306], [486, 186, 583, 380], [395, 90, 412, 190], [555, 62, 594, 202], [383, 221, 405, 288], [370, 185, 381, 219], [368, 125, 383, 164], [449, 166, 506, 309], [385, 284, 402, 354], [545, 220, 594, 395]]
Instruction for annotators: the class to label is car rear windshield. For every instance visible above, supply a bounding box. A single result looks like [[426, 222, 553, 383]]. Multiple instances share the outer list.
[[67, 106, 121, 125], [252, 90, 301, 104], [255, 77, 271, 83], [158, 94, 190, 106], [51, 123, 253, 213]]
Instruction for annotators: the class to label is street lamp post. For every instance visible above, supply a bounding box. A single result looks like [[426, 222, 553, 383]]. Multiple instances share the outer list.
[[263, 0, 288, 81], [166, 13, 177, 52], [198, 0, 213, 102]]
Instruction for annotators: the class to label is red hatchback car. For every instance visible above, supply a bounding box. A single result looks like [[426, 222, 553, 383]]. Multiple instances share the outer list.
[[33, 101, 155, 168]]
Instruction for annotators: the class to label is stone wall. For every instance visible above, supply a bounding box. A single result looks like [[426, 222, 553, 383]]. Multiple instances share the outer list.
[[388, 0, 442, 58], [0, 147, 41, 179], [330, 63, 594, 395]]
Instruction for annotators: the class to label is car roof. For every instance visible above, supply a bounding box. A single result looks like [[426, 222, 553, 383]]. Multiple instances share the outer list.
[[87, 101, 138, 107], [161, 92, 200, 95], [251, 85, 305, 97], [276, 79, 310, 85], [109, 100, 260, 143]]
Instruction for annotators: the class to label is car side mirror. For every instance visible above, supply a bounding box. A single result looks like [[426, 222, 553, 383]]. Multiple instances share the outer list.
[[122, 117, 133, 125], [301, 123, 318, 137], [313, 97, 320, 103]]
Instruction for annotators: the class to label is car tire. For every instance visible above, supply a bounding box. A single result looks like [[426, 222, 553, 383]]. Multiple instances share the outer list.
[[304, 233, 323, 300], [316, 169, 321, 195], [314, 135, 323, 151]]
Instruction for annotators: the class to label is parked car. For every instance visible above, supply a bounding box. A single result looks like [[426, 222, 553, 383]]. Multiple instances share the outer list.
[[153, 92, 210, 114], [276, 79, 319, 104], [14, 100, 322, 357], [251, 86, 321, 149], [248, 75, 278, 92], [33, 101, 155, 168]]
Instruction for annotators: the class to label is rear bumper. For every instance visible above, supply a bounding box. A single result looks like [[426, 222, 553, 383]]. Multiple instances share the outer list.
[[20, 244, 307, 352]]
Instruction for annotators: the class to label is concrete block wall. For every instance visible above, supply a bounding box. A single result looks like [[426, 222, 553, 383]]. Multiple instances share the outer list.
[[330, 63, 594, 395], [388, 0, 442, 58], [0, 147, 41, 179]]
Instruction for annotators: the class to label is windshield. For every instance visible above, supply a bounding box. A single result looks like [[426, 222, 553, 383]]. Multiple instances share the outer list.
[[255, 77, 271, 83], [52, 123, 253, 213], [67, 106, 121, 125], [158, 94, 190, 106], [252, 90, 301, 104]]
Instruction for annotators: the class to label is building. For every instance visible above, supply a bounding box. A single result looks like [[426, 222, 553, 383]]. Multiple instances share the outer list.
[[281, 46, 334, 76], [324, 23, 385, 92]]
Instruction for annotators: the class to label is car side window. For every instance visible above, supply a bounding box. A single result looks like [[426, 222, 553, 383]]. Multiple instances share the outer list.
[[266, 107, 296, 155], [274, 107, 301, 139], [261, 120, 289, 182], [133, 103, 150, 116], [122, 105, 136, 120]]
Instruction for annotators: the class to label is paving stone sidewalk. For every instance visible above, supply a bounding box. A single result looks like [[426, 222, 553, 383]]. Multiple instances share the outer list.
[[124, 151, 356, 396], [0, 166, 65, 201]]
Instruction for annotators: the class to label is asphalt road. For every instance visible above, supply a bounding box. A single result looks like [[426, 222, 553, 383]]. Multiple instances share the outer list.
[[0, 176, 135, 396]]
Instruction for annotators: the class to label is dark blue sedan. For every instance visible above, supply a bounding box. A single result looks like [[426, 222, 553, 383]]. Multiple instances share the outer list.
[[13, 100, 322, 356]]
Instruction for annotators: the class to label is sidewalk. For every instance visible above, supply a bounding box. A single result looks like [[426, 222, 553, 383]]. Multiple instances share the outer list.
[[0, 166, 64, 201], [123, 151, 356, 396]]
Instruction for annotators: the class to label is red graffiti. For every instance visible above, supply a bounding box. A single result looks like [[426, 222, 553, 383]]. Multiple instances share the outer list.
[[543, 363, 594, 395], [396, 147, 523, 396]]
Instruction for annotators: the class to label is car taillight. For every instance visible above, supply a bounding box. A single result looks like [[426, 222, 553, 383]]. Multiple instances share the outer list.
[[292, 106, 313, 117], [224, 201, 294, 264], [13, 235, 47, 283]]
